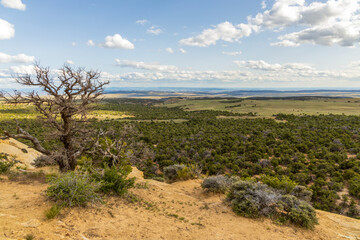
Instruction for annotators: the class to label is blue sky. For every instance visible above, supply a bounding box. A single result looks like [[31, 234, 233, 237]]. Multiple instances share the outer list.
[[1, 0, 360, 89]]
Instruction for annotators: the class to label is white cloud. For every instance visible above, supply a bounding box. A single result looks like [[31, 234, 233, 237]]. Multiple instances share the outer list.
[[136, 19, 149, 25], [0, 19, 15, 40], [115, 59, 178, 72], [100, 34, 134, 49], [235, 60, 314, 72], [261, 0, 267, 9], [0, 52, 34, 63], [165, 48, 174, 53], [1, 0, 26, 11], [179, 21, 253, 47], [251, 0, 360, 47], [102, 69, 253, 84], [10, 65, 35, 74], [349, 60, 360, 68], [234, 59, 358, 81], [86, 40, 95, 46], [222, 51, 242, 56], [66, 60, 74, 65], [147, 26, 163, 35], [71, 42, 77, 46], [179, 48, 187, 54], [274, 20, 360, 47], [180, 0, 360, 48]]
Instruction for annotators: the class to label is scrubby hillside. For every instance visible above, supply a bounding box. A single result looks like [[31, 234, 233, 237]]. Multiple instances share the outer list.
[[0, 167, 359, 240]]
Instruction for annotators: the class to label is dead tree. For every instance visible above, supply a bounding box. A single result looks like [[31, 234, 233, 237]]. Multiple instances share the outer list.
[[0, 63, 109, 171]]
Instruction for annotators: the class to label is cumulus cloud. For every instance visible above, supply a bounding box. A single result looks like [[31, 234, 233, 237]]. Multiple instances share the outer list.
[[10, 65, 35, 74], [179, 48, 187, 54], [0, 52, 34, 63], [273, 20, 360, 47], [147, 26, 163, 35], [180, 0, 360, 48], [136, 19, 149, 25], [234, 59, 356, 80], [222, 51, 242, 56], [1, 0, 26, 11], [100, 34, 134, 49], [165, 48, 174, 53], [0, 19, 15, 40], [115, 59, 178, 72], [179, 21, 253, 47], [66, 60, 74, 65], [71, 42, 77, 46], [86, 40, 95, 46], [251, 0, 360, 47], [102, 69, 253, 84], [349, 60, 360, 68], [261, 1, 267, 9]]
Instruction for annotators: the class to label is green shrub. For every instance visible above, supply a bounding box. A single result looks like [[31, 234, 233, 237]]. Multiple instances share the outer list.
[[0, 154, 15, 173], [348, 176, 360, 198], [46, 171, 101, 207], [201, 175, 238, 193], [44, 204, 63, 219], [227, 180, 318, 229], [291, 185, 313, 202], [279, 195, 318, 229], [24, 234, 35, 240], [32, 155, 56, 168], [93, 165, 135, 196], [163, 164, 198, 182], [259, 175, 297, 193], [227, 181, 280, 218]]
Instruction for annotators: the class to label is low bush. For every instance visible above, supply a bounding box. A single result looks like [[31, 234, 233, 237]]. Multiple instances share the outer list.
[[32, 155, 56, 168], [279, 195, 318, 229], [163, 164, 198, 182], [227, 180, 318, 229], [228, 181, 280, 218], [44, 204, 63, 219], [259, 175, 297, 193], [201, 175, 239, 193], [0, 154, 15, 173], [290, 185, 313, 202], [46, 171, 101, 207], [348, 176, 360, 198], [93, 165, 135, 196]]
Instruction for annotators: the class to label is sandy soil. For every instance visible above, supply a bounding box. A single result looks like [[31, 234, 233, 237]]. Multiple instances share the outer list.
[[0, 168, 359, 240], [0, 138, 41, 169]]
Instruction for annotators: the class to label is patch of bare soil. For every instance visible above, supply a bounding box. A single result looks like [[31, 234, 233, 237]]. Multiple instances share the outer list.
[[0, 138, 42, 169], [1, 168, 359, 240]]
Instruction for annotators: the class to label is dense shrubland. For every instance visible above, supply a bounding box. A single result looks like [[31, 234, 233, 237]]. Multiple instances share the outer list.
[[1, 98, 360, 219]]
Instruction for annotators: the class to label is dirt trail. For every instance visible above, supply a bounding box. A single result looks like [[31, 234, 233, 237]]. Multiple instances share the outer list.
[[0, 168, 359, 240]]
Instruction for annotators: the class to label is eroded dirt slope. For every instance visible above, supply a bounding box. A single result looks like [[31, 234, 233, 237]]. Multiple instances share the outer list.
[[0, 168, 359, 240]]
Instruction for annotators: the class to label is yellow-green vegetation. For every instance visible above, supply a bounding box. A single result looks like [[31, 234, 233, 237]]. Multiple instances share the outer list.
[[0, 103, 39, 120], [44, 204, 63, 219], [87, 110, 134, 120], [160, 98, 360, 117]]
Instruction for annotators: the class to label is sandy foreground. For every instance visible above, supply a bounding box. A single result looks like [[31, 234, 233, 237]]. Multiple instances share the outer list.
[[0, 139, 359, 240], [0, 168, 359, 240]]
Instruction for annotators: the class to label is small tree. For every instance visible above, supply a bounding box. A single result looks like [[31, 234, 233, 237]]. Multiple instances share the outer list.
[[0, 63, 109, 171]]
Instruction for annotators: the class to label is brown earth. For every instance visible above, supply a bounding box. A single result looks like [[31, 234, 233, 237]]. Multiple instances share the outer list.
[[0, 167, 359, 240], [0, 138, 41, 169]]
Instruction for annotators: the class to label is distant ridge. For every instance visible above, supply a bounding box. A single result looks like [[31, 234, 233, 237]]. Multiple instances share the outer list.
[[104, 88, 360, 98]]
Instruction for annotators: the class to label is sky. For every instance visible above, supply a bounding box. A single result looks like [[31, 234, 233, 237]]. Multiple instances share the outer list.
[[1, 0, 360, 89]]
